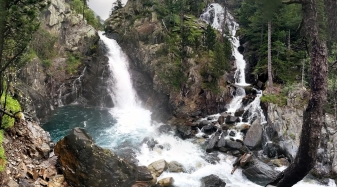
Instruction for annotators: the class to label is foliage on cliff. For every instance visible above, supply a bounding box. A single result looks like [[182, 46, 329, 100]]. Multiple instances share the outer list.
[[106, 0, 232, 93]]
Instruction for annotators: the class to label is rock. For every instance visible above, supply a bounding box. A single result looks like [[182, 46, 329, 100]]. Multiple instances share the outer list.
[[225, 116, 238, 124], [142, 137, 157, 149], [198, 120, 211, 129], [176, 125, 193, 139], [240, 152, 253, 167], [217, 132, 227, 150], [137, 166, 153, 182], [234, 107, 245, 117], [263, 142, 283, 158], [168, 161, 184, 173], [132, 182, 151, 187], [202, 124, 217, 134], [270, 158, 290, 167], [48, 175, 65, 187], [54, 127, 137, 187], [244, 119, 262, 149], [242, 158, 279, 186], [218, 116, 225, 125], [157, 177, 174, 187], [229, 131, 236, 136], [201, 174, 226, 187], [206, 131, 221, 153], [7, 179, 19, 187], [225, 140, 242, 150], [148, 159, 168, 177], [18, 179, 33, 187], [158, 124, 173, 134]]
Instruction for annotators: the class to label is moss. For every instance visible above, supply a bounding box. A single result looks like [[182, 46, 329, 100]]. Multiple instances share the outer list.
[[1, 94, 21, 129]]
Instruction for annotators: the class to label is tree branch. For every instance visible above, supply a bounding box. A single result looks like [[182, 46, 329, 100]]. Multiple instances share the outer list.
[[329, 60, 337, 68], [0, 107, 18, 119]]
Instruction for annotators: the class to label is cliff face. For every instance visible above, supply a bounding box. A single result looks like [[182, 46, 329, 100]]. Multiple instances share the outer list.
[[105, 0, 233, 122], [14, 0, 112, 121]]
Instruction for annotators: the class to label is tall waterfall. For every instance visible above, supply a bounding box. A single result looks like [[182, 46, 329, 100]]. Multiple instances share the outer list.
[[98, 31, 153, 139], [96, 8, 334, 186]]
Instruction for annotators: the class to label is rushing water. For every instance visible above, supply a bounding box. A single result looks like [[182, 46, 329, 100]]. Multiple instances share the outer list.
[[42, 3, 336, 187]]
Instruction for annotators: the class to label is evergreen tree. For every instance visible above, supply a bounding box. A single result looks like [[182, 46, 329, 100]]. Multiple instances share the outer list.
[[205, 25, 216, 51]]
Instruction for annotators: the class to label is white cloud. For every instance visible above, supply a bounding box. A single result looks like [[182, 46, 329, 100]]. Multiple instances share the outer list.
[[88, 0, 128, 20]]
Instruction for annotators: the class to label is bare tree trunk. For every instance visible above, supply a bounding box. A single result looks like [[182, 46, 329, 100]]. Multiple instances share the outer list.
[[288, 30, 291, 50], [0, 0, 7, 95], [267, 20, 273, 91], [270, 0, 328, 186]]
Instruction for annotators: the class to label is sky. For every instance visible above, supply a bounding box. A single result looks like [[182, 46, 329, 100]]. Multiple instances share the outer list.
[[88, 0, 128, 20]]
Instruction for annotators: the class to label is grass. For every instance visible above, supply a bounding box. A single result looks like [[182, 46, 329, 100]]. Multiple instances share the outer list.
[[0, 130, 5, 172], [260, 93, 287, 107]]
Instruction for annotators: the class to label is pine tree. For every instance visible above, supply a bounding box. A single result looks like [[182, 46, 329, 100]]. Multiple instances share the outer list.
[[205, 25, 216, 51]]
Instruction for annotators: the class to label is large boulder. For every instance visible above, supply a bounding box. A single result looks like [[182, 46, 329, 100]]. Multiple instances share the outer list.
[[148, 159, 168, 177], [201, 174, 226, 187], [244, 119, 262, 149], [242, 157, 279, 186], [54, 128, 138, 187]]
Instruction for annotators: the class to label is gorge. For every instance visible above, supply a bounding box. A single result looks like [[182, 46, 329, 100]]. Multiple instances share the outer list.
[[1, 0, 337, 186]]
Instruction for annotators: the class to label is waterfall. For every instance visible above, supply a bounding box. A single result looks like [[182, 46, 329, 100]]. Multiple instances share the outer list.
[[95, 7, 334, 186], [98, 31, 153, 139]]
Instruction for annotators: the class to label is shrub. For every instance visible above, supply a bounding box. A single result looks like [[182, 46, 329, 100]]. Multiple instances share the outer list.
[[1, 94, 22, 129], [66, 52, 81, 74], [260, 94, 287, 106], [30, 28, 57, 61]]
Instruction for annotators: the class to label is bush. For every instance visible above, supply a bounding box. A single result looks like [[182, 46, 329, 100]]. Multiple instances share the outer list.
[[1, 94, 22, 129], [66, 52, 81, 74], [260, 94, 287, 106], [30, 28, 57, 61]]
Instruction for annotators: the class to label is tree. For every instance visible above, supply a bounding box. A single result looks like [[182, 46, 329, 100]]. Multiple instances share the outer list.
[[111, 0, 123, 13], [267, 20, 273, 90], [267, 0, 329, 186], [0, 0, 45, 127], [205, 25, 216, 51]]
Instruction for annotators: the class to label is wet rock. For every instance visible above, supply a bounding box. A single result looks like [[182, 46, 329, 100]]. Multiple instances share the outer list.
[[198, 120, 211, 129], [225, 140, 243, 150], [217, 131, 227, 148], [244, 119, 262, 149], [218, 116, 225, 125], [201, 174, 226, 187], [157, 177, 174, 186], [229, 131, 236, 137], [148, 159, 168, 177], [136, 166, 153, 181], [234, 107, 245, 117], [54, 127, 137, 187], [206, 131, 221, 153], [270, 158, 290, 167], [142, 138, 157, 149], [242, 157, 279, 186], [132, 182, 151, 187], [158, 124, 174, 134], [263, 142, 283, 158], [202, 124, 217, 134], [168, 161, 184, 173], [176, 125, 193, 139], [225, 116, 238, 124]]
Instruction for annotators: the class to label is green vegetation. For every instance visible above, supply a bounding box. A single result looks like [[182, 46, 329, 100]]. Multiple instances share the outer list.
[[0, 130, 6, 172], [1, 94, 22, 129], [30, 27, 58, 66], [66, 52, 82, 74], [70, 0, 103, 29], [260, 93, 287, 106]]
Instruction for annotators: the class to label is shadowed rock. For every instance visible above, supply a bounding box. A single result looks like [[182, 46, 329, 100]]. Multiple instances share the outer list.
[[54, 127, 138, 187]]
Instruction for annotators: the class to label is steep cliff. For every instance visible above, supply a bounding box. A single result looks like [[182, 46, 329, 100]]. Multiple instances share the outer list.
[[13, 0, 112, 121], [105, 0, 234, 122]]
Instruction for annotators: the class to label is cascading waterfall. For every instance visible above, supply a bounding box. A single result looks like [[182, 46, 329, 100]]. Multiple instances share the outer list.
[[97, 23, 335, 186], [98, 31, 153, 143]]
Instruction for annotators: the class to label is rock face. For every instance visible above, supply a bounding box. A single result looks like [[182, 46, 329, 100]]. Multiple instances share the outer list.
[[105, 0, 232, 122], [14, 0, 111, 121], [147, 159, 168, 177], [54, 128, 138, 187]]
